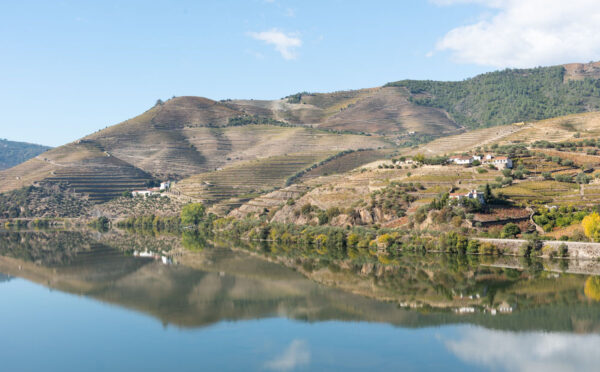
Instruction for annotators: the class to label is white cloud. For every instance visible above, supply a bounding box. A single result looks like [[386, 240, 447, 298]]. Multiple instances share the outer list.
[[443, 326, 600, 371], [248, 29, 302, 60], [434, 0, 600, 67], [264, 339, 310, 371]]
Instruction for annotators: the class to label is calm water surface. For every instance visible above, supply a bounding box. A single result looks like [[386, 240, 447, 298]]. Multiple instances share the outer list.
[[1, 230, 600, 371]]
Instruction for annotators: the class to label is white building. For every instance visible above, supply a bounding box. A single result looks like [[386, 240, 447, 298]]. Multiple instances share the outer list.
[[131, 187, 164, 197], [491, 156, 513, 169], [449, 155, 473, 165], [449, 190, 485, 204], [160, 181, 171, 190]]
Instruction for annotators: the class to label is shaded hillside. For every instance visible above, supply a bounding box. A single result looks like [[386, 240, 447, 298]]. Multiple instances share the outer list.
[[0, 138, 50, 170], [387, 63, 600, 129]]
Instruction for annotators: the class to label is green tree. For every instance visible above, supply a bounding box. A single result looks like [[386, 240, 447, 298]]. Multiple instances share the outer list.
[[181, 203, 206, 225], [501, 223, 521, 238]]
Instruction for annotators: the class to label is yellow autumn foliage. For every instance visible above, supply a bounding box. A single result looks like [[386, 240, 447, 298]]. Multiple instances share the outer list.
[[582, 212, 600, 242]]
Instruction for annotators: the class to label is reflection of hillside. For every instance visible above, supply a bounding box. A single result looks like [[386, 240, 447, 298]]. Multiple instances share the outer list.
[[3, 231, 600, 333]]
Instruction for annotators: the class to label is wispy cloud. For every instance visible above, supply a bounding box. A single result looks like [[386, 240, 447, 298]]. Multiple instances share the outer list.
[[264, 339, 310, 371], [433, 0, 600, 67], [248, 29, 302, 60]]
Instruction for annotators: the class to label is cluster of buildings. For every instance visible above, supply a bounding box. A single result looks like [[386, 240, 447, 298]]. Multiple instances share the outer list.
[[448, 154, 513, 169], [131, 181, 172, 198]]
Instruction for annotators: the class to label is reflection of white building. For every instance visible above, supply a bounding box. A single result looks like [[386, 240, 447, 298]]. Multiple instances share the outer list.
[[134, 250, 172, 265]]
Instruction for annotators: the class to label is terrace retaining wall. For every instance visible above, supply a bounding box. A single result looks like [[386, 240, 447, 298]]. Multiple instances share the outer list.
[[476, 238, 600, 260]]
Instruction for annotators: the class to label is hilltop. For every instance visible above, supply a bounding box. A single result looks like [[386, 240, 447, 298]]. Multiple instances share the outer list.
[[0, 139, 50, 170], [387, 62, 600, 129]]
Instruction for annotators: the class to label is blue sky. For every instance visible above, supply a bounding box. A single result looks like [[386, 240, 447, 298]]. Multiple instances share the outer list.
[[2, 0, 600, 146]]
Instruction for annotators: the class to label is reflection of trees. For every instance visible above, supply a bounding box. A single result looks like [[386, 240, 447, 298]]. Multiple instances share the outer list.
[[181, 230, 210, 251], [584, 276, 600, 301], [0, 231, 92, 266]]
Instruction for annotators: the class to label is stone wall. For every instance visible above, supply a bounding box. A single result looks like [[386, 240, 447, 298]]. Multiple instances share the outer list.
[[476, 238, 600, 260]]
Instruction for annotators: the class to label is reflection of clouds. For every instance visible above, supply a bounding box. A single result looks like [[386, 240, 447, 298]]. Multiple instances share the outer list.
[[264, 339, 310, 371], [444, 326, 600, 372]]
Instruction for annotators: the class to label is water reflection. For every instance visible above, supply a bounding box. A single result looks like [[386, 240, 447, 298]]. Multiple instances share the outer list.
[[264, 339, 311, 372], [1, 230, 600, 333], [0, 273, 13, 283], [444, 327, 600, 372]]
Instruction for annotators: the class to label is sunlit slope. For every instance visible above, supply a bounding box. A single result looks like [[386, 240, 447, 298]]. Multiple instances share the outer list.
[[231, 87, 462, 136], [85, 96, 390, 179], [0, 96, 388, 198], [174, 152, 336, 210], [318, 87, 462, 135], [407, 111, 600, 156]]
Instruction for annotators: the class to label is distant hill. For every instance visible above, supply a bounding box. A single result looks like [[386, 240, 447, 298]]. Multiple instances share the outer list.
[[386, 62, 600, 129], [0, 139, 50, 170]]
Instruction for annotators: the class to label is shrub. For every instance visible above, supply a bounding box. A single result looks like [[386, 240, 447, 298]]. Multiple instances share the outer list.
[[501, 223, 521, 238], [300, 203, 313, 216]]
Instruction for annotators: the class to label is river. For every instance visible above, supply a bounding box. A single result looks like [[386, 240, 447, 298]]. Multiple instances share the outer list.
[[1, 230, 600, 371]]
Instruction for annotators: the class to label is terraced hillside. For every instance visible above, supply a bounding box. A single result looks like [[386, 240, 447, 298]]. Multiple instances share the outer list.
[[406, 111, 600, 157], [0, 97, 388, 203], [0, 140, 152, 203], [297, 149, 392, 181], [83, 97, 390, 179], [318, 87, 462, 136], [174, 152, 336, 213], [6, 61, 600, 214]]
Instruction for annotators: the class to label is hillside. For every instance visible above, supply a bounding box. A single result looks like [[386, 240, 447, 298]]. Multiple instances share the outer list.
[[0, 139, 50, 170], [227, 87, 463, 139], [407, 111, 600, 156], [4, 61, 600, 213], [387, 62, 600, 129], [0, 97, 390, 209]]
